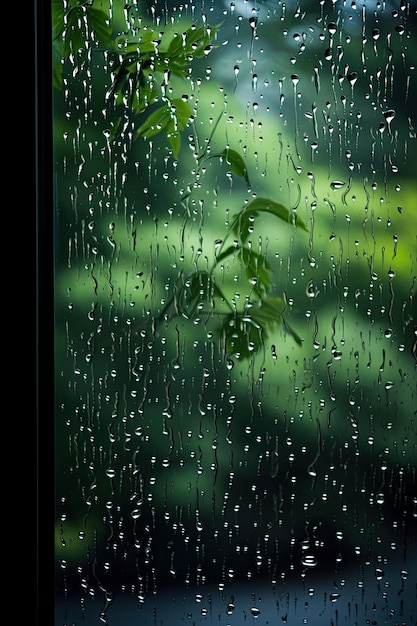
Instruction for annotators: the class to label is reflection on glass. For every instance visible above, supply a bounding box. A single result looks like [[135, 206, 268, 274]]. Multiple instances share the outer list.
[[53, 1, 416, 623]]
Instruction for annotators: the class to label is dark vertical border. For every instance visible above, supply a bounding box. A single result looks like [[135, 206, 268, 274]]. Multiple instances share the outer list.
[[35, 0, 54, 622]]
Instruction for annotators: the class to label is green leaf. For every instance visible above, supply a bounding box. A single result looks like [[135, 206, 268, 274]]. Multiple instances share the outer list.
[[166, 60, 187, 77], [52, 0, 65, 39], [135, 105, 171, 138], [167, 130, 181, 158], [221, 148, 250, 185], [86, 6, 112, 47], [222, 313, 264, 359], [137, 28, 161, 54], [232, 197, 308, 243], [184, 24, 207, 52], [106, 66, 130, 104], [245, 198, 308, 231], [167, 33, 186, 59], [282, 316, 303, 346], [177, 270, 231, 318], [66, 11, 86, 54], [135, 98, 192, 151], [181, 21, 223, 58], [215, 245, 237, 265], [177, 271, 215, 317], [170, 98, 193, 130], [237, 247, 271, 294], [53, 1, 111, 63], [250, 297, 286, 331]]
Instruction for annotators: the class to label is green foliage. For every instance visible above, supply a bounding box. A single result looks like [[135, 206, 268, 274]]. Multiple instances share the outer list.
[[223, 313, 265, 360], [176, 270, 225, 319], [209, 148, 251, 186], [52, 0, 112, 89], [107, 21, 222, 154], [134, 97, 193, 157], [53, 0, 307, 360], [53, 0, 223, 154], [232, 198, 308, 244]]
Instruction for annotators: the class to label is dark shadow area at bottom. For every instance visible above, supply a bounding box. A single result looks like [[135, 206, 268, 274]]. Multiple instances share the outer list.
[[55, 555, 416, 625]]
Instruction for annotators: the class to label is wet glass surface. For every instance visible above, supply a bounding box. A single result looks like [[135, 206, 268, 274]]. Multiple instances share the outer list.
[[51, 1, 416, 623]]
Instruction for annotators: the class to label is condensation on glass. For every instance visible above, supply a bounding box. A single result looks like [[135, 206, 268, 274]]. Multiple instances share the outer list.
[[54, 1, 416, 623]]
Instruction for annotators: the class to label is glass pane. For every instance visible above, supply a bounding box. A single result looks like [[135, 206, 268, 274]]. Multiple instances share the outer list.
[[50, 0, 416, 623]]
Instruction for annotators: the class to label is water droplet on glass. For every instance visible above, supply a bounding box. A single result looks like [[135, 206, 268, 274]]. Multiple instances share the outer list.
[[383, 109, 396, 133], [301, 554, 318, 567], [226, 598, 235, 614], [327, 22, 337, 36], [347, 72, 358, 88], [375, 568, 384, 580], [376, 493, 385, 505]]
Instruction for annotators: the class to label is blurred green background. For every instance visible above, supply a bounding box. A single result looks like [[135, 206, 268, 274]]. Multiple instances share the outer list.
[[54, 0, 416, 596]]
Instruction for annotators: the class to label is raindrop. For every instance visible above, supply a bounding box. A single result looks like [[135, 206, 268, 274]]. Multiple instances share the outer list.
[[383, 109, 396, 134], [375, 568, 384, 581], [347, 72, 358, 88], [226, 598, 235, 614], [306, 280, 318, 299], [301, 554, 318, 568], [327, 22, 337, 36], [330, 180, 345, 190]]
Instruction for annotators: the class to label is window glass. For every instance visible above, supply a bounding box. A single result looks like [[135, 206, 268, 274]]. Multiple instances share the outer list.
[[53, 1, 416, 623]]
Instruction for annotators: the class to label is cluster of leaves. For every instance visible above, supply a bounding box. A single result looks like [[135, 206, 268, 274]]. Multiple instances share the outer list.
[[107, 21, 222, 156], [53, 0, 221, 156], [175, 179, 308, 359], [53, 0, 308, 360], [52, 0, 112, 89]]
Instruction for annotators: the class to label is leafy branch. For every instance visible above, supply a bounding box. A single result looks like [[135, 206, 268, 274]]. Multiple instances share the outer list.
[[135, 116, 309, 358], [53, 0, 308, 360], [105, 20, 223, 155], [162, 182, 308, 359]]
